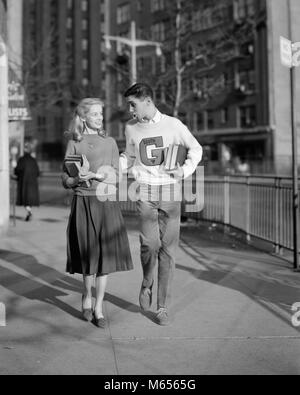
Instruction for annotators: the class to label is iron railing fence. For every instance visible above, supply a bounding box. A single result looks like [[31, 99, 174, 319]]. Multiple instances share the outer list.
[[118, 175, 298, 253], [189, 175, 298, 253], [9, 173, 299, 253]]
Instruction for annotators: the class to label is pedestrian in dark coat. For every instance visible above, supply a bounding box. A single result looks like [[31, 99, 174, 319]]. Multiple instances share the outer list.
[[15, 142, 40, 221]]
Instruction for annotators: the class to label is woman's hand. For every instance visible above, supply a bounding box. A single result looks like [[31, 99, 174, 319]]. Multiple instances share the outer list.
[[78, 172, 107, 183], [81, 154, 90, 173], [78, 155, 94, 182], [78, 171, 96, 182]]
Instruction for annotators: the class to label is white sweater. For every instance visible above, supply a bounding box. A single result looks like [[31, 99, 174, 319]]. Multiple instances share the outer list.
[[120, 114, 203, 186]]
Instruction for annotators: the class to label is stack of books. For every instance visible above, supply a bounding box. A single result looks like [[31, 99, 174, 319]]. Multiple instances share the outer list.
[[64, 154, 91, 188], [164, 144, 188, 171]]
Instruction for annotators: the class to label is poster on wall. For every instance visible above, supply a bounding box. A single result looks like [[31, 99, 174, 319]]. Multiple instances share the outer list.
[[8, 68, 31, 171], [8, 68, 31, 121]]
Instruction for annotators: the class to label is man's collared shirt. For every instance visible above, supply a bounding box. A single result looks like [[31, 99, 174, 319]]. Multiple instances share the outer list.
[[141, 109, 162, 124]]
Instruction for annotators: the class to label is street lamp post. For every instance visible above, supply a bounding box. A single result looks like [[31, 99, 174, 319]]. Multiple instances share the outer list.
[[287, 0, 300, 272], [104, 21, 162, 85]]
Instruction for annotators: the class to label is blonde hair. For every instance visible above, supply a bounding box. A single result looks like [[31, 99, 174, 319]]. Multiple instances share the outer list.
[[65, 98, 106, 142]]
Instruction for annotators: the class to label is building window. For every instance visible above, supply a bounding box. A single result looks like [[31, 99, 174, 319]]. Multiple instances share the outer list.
[[150, 0, 165, 12], [82, 58, 88, 71], [234, 0, 255, 21], [207, 110, 214, 129], [196, 112, 204, 131], [117, 3, 130, 25], [82, 39, 88, 51], [82, 19, 88, 30], [138, 28, 144, 39], [82, 78, 89, 87], [119, 31, 129, 38], [151, 22, 165, 41], [139, 57, 153, 75], [192, 8, 213, 31], [118, 93, 123, 107], [81, 0, 88, 12], [67, 17, 73, 30], [137, 57, 144, 72], [67, 0, 73, 10], [66, 37, 73, 50], [55, 117, 63, 133], [239, 69, 255, 92], [160, 55, 166, 73], [137, 0, 142, 12], [240, 105, 256, 127], [221, 108, 229, 124], [193, 4, 229, 32], [38, 116, 46, 133], [66, 36, 74, 79], [100, 1, 105, 14]]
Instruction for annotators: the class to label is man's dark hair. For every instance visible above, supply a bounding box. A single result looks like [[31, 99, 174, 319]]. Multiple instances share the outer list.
[[124, 83, 154, 100]]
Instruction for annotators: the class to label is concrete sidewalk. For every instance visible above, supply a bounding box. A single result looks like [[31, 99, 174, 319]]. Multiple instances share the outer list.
[[0, 206, 299, 375]]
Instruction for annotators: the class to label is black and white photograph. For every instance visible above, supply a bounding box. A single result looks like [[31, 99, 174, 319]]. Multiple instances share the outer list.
[[0, 0, 299, 378]]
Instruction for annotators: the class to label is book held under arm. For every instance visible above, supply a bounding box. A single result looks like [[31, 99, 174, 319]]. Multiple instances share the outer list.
[[63, 154, 91, 188], [164, 144, 188, 171]]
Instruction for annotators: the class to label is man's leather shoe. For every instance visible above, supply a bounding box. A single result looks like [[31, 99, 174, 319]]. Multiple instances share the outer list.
[[156, 308, 170, 326]]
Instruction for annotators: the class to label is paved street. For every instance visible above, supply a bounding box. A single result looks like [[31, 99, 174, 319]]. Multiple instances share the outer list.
[[0, 205, 299, 375]]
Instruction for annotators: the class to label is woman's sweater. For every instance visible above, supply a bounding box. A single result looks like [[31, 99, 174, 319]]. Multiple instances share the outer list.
[[62, 134, 119, 197]]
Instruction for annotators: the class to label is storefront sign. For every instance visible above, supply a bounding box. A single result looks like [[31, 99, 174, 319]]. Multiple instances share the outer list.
[[8, 76, 31, 121]]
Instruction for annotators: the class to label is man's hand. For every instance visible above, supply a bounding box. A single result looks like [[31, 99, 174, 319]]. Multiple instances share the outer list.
[[93, 173, 106, 182], [164, 163, 184, 179]]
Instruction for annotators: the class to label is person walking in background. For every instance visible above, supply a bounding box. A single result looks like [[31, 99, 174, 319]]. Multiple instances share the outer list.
[[120, 83, 203, 326], [62, 98, 133, 328], [15, 142, 40, 222]]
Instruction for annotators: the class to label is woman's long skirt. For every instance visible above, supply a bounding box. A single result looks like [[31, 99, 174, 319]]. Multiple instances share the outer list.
[[67, 195, 133, 275]]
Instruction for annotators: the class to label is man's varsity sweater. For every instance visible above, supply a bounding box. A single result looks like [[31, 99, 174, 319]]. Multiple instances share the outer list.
[[120, 114, 203, 186]]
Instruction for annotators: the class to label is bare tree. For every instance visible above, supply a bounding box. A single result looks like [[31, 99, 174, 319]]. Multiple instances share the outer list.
[[152, 0, 257, 118], [9, 27, 100, 119]]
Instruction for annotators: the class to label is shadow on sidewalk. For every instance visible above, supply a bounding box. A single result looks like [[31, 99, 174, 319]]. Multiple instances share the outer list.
[[0, 263, 82, 321], [105, 293, 140, 314], [0, 250, 80, 294], [104, 292, 157, 323], [176, 236, 298, 327], [0, 249, 146, 322]]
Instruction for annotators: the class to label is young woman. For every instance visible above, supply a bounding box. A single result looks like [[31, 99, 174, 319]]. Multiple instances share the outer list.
[[62, 98, 133, 328]]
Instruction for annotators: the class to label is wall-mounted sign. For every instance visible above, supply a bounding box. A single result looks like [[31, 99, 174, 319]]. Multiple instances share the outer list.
[[8, 69, 31, 121], [280, 36, 300, 68]]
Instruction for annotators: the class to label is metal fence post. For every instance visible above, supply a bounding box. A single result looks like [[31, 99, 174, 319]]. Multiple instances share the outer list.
[[11, 177, 16, 226], [274, 177, 280, 254], [246, 176, 251, 242], [224, 176, 230, 233]]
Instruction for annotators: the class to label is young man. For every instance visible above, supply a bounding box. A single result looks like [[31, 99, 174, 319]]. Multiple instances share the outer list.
[[120, 83, 202, 326]]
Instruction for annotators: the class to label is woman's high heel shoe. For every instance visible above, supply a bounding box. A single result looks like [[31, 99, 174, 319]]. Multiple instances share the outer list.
[[82, 296, 93, 322], [93, 313, 107, 329]]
